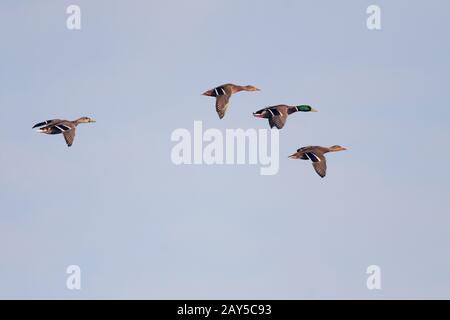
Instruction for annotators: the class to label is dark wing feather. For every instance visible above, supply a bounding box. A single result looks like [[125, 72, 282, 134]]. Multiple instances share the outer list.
[[32, 119, 61, 129], [298, 153, 309, 160], [290, 147, 306, 160]]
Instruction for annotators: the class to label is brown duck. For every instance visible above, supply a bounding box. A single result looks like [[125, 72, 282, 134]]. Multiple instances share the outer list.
[[33, 117, 96, 147], [253, 104, 317, 129], [202, 83, 260, 119], [288, 145, 347, 178]]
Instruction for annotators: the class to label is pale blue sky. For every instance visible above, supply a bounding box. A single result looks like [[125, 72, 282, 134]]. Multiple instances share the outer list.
[[1, 0, 450, 299]]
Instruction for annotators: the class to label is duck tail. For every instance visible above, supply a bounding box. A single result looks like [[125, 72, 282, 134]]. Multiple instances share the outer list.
[[202, 89, 215, 97]]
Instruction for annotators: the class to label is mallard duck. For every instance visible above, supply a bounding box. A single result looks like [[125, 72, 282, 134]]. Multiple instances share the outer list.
[[202, 83, 260, 119], [288, 145, 347, 178], [253, 105, 317, 129], [33, 117, 96, 147]]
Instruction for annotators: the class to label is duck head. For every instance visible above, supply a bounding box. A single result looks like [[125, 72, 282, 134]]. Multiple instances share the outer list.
[[243, 85, 261, 92], [328, 145, 347, 152], [76, 117, 96, 124], [296, 105, 318, 112]]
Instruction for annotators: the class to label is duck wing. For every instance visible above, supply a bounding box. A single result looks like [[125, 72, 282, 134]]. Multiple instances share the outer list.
[[63, 129, 76, 147], [267, 108, 288, 129], [36, 121, 74, 135], [32, 119, 62, 129], [45, 122, 76, 146], [215, 88, 231, 119], [305, 152, 327, 178]]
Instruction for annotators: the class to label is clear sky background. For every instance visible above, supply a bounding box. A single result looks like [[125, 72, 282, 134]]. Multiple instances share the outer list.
[[1, 0, 449, 299]]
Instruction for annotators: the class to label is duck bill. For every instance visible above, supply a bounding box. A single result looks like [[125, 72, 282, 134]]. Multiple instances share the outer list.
[[89, 119, 96, 123], [253, 113, 264, 118], [310, 107, 318, 112], [288, 153, 298, 159]]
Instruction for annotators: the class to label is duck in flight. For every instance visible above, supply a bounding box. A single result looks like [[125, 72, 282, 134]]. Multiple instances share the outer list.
[[288, 145, 347, 178], [253, 105, 317, 129], [33, 117, 96, 147], [202, 83, 260, 119]]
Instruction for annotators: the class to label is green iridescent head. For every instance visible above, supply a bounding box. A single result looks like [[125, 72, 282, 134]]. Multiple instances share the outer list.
[[296, 105, 318, 112]]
